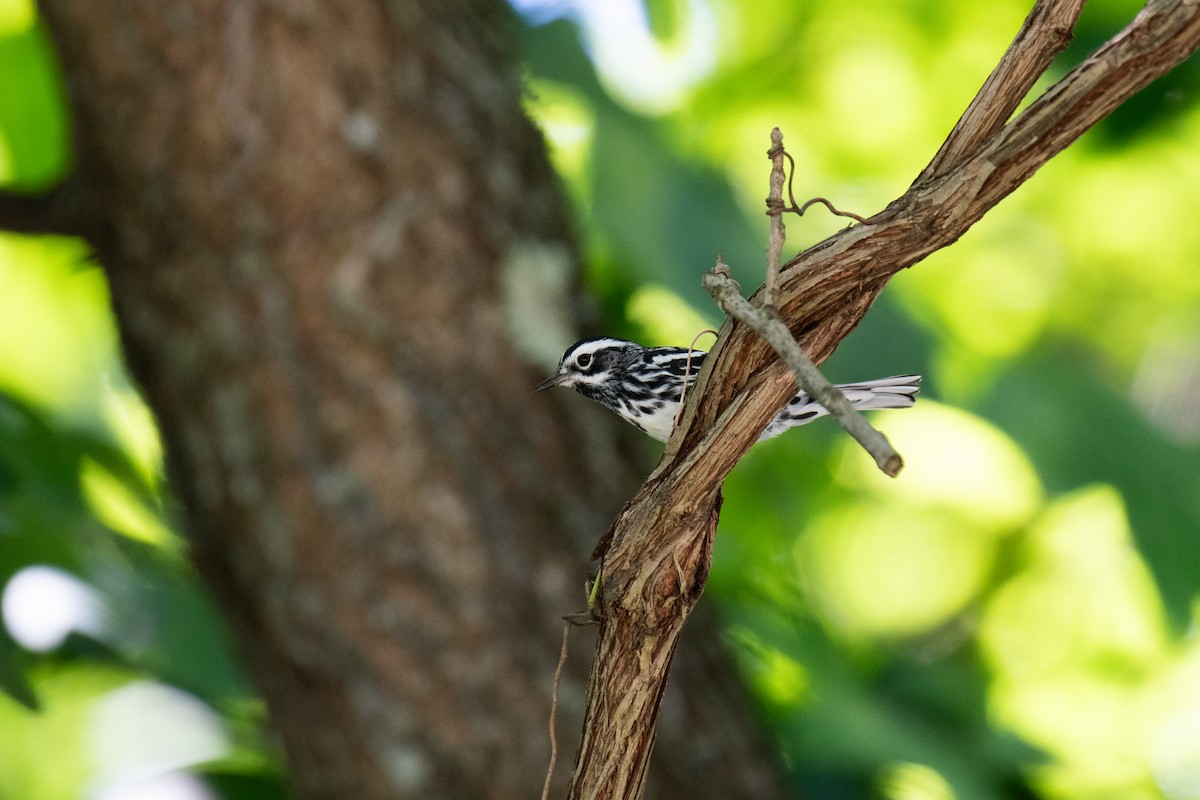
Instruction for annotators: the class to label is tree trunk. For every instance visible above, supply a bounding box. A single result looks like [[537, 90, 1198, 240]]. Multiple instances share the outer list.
[[34, 2, 784, 798]]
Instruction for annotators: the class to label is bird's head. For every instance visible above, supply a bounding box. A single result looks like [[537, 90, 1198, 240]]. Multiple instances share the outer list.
[[536, 337, 637, 395]]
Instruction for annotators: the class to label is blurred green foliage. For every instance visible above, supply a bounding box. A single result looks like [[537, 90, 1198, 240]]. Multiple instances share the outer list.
[[0, 1, 282, 797], [1, 0, 1198, 798]]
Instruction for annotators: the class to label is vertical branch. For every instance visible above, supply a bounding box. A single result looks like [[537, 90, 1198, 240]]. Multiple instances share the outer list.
[[763, 127, 787, 308], [706, 129, 904, 475]]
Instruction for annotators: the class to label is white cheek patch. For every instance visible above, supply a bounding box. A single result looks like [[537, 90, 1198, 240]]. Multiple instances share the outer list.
[[575, 371, 610, 387]]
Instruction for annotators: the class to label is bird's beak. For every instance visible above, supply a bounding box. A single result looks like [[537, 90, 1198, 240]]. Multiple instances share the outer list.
[[536, 372, 570, 392]]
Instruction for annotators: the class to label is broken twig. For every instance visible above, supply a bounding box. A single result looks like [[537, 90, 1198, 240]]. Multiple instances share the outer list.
[[703, 261, 903, 477]]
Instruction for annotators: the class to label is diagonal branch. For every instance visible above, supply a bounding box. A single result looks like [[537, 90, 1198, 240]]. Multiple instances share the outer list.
[[569, 1, 1200, 797], [919, 0, 1086, 182], [681, 0, 1200, 488], [972, 0, 1200, 207]]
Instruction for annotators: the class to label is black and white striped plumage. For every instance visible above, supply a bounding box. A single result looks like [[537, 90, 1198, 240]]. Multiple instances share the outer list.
[[537, 337, 921, 443]]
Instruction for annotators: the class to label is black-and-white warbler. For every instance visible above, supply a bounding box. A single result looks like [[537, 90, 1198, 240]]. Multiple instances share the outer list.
[[537, 337, 921, 442]]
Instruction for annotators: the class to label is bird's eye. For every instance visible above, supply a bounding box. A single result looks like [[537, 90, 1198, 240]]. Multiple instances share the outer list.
[[576, 352, 593, 369]]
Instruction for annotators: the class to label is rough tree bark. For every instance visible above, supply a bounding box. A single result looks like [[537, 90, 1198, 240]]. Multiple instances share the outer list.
[[11, 2, 786, 799]]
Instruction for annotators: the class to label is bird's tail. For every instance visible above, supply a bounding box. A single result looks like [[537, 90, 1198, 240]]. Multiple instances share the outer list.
[[759, 374, 922, 440], [835, 374, 922, 411]]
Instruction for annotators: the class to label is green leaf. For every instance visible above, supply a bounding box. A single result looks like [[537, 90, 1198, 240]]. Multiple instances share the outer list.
[[0, 12, 70, 188], [0, 633, 38, 710]]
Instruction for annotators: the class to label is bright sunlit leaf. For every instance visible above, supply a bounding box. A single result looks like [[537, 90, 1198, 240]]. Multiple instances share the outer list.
[[797, 504, 995, 639], [0, 236, 118, 425], [879, 762, 957, 800], [0, 0, 34, 36], [980, 486, 1170, 797], [0, 0, 70, 186], [835, 403, 1044, 530], [0, 664, 132, 799], [100, 379, 164, 490], [1151, 705, 1200, 800], [625, 283, 717, 346], [980, 485, 1168, 681], [728, 627, 811, 709], [80, 458, 173, 547], [524, 77, 595, 197]]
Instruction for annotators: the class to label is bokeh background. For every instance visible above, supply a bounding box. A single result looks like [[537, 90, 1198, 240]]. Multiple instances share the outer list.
[[2, 0, 1199, 797]]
